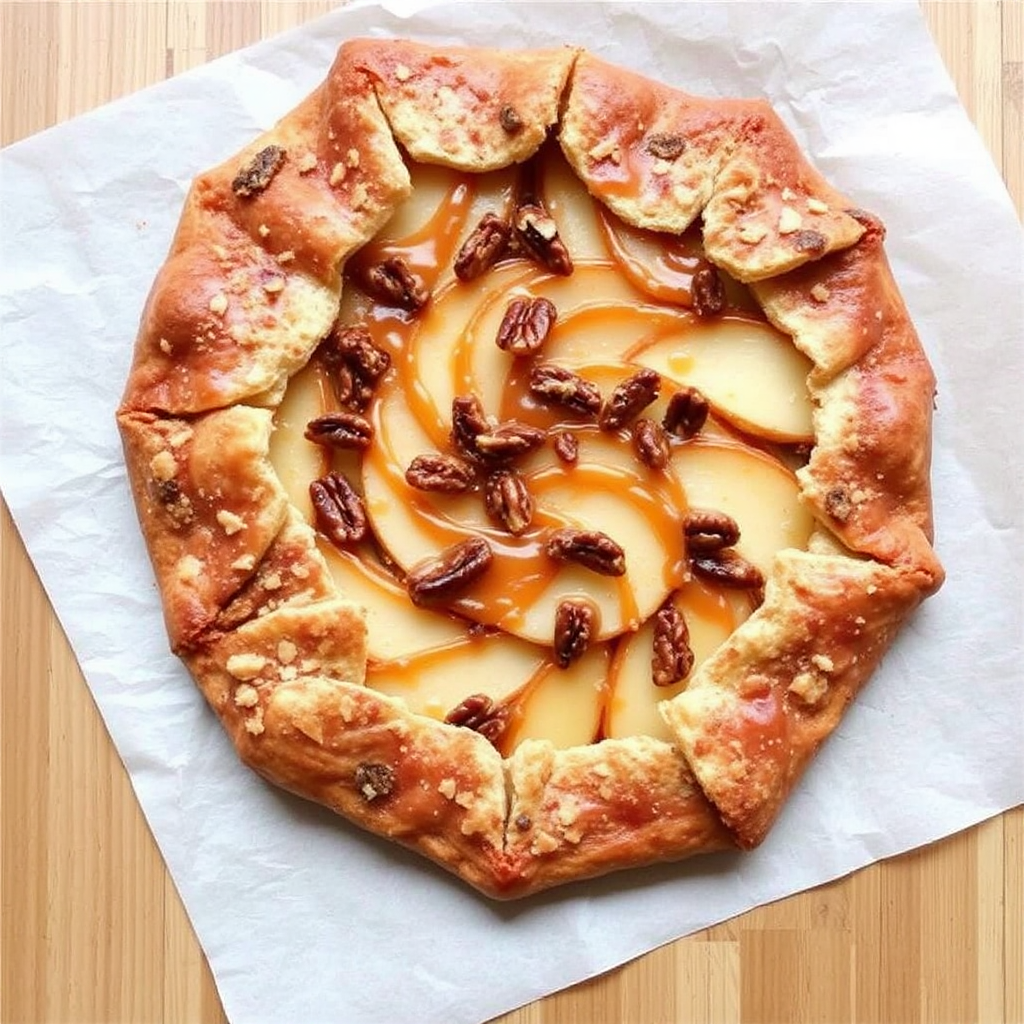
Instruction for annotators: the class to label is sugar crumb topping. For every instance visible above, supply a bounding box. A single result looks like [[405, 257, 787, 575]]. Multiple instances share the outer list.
[[739, 223, 768, 245], [233, 683, 259, 708], [209, 292, 229, 316], [277, 639, 298, 665], [778, 206, 803, 234], [226, 652, 268, 680], [216, 509, 246, 535], [149, 450, 177, 482]]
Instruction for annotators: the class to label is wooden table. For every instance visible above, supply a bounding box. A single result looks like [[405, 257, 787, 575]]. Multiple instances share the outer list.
[[1, 3, 1021, 1022]]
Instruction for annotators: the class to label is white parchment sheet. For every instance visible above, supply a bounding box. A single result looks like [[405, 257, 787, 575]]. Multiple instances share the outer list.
[[2, 3, 1022, 1022]]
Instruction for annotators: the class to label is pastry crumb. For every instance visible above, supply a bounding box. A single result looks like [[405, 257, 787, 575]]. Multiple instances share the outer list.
[[531, 831, 559, 855], [739, 223, 768, 245], [226, 652, 268, 680], [810, 283, 831, 303], [149, 450, 177, 482], [257, 223, 270, 238], [243, 707, 265, 735], [778, 206, 803, 234], [788, 671, 828, 706], [329, 162, 346, 187], [296, 152, 317, 174], [233, 683, 259, 708], [216, 509, 246, 535], [438, 777, 457, 800], [807, 196, 829, 214], [394, 63, 412, 82], [231, 553, 256, 572], [351, 183, 369, 210], [277, 639, 298, 665], [811, 653, 835, 674], [209, 292, 229, 316]]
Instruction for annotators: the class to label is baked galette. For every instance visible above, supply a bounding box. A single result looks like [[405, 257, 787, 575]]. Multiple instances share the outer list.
[[118, 41, 944, 898]]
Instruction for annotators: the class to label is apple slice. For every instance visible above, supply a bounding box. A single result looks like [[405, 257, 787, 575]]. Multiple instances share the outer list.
[[541, 146, 610, 264], [367, 631, 547, 723], [628, 317, 814, 443], [604, 582, 752, 742], [505, 643, 610, 751], [671, 440, 815, 576], [320, 543, 468, 664], [269, 359, 331, 520], [599, 210, 761, 314]]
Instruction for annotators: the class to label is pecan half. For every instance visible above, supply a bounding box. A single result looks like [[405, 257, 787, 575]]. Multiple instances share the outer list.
[[310, 472, 368, 547], [499, 104, 523, 134], [304, 412, 373, 450], [599, 368, 661, 431], [646, 133, 686, 161], [513, 200, 573, 276], [445, 693, 509, 745], [450, 394, 492, 458], [545, 528, 626, 576], [528, 363, 602, 416], [683, 509, 741, 553], [232, 145, 285, 197], [553, 598, 598, 669], [792, 229, 828, 255], [824, 486, 853, 522], [496, 296, 557, 356], [406, 536, 494, 607], [663, 386, 709, 439], [320, 326, 390, 412], [360, 257, 428, 312], [552, 430, 579, 465], [354, 762, 395, 802], [405, 454, 477, 493], [633, 417, 670, 469], [454, 213, 510, 282], [484, 468, 534, 536], [691, 264, 726, 318], [474, 422, 546, 463], [332, 326, 390, 381], [651, 601, 694, 686], [691, 550, 765, 590]]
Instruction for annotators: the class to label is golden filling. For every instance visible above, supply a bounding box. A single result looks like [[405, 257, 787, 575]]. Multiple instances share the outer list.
[[269, 145, 816, 752]]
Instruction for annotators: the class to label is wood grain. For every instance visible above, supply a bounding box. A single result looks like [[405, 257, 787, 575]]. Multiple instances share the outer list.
[[1, 3, 1021, 1022]]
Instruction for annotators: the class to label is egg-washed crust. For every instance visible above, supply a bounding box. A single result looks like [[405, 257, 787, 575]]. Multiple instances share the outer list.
[[117, 40, 943, 898]]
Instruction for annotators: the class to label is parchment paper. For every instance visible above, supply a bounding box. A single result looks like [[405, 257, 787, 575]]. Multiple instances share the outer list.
[[2, 3, 1022, 1023]]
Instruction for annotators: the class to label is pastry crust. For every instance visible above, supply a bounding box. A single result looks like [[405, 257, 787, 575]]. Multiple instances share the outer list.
[[118, 39, 943, 898]]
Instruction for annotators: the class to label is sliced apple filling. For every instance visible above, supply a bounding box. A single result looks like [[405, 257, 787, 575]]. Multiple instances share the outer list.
[[268, 145, 816, 750]]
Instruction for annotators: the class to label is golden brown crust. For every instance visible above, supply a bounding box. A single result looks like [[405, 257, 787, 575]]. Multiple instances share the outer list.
[[118, 406, 290, 650], [559, 53, 865, 280], [660, 551, 933, 847], [118, 39, 943, 898], [348, 39, 578, 172], [753, 214, 943, 580], [502, 738, 736, 897]]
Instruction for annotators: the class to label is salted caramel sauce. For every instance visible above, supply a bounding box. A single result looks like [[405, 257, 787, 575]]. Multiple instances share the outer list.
[[267, 146, 813, 750]]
